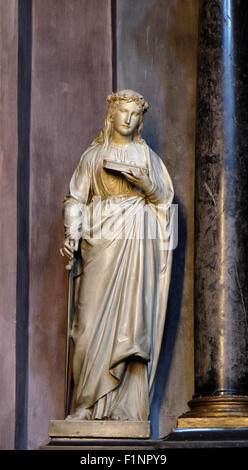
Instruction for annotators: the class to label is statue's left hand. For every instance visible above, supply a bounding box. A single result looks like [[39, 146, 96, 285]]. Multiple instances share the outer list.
[[121, 168, 153, 194]]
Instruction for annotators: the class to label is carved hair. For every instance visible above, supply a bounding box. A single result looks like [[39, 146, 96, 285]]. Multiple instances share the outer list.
[[91, 89, 149, 148]]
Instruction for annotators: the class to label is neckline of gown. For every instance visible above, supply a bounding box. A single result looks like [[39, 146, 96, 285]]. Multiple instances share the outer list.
[[109, 141, 137, 150]]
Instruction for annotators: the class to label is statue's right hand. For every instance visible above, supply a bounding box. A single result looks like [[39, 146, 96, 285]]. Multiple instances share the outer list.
[[60, 238, 79, 260], [60, 238, 79, 271]]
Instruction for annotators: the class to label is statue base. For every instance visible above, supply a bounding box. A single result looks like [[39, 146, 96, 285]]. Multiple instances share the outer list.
[[40, 419, 248, 449], [42, 419, 151, 448]]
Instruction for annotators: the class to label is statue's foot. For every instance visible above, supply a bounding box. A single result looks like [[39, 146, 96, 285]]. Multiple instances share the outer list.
[[66, 406, 92, 420]]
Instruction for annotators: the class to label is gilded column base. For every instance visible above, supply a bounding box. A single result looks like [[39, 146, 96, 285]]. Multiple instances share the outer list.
[[177, 395, 248, 429]]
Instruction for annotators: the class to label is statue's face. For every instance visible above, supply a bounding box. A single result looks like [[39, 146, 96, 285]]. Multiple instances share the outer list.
[[112, 101, 141, 137]]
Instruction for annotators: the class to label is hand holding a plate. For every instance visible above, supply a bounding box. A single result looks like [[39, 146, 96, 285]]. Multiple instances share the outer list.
[[121, 167, 154, 194]]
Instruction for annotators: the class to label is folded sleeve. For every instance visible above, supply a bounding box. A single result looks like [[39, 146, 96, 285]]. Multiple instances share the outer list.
[[146, 148, 174, 206], [63, 150, 92, 240]]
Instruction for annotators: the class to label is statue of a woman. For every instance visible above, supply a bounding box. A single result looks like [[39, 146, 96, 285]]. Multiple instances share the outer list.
[[62, 89, 174, 421]]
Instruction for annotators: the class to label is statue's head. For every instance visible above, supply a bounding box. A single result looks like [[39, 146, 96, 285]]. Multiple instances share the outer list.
[[95, 89, 149, 147], [107, 89, 149, 114]]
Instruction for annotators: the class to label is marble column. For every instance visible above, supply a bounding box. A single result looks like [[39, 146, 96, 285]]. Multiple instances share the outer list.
[[182, 0, 248, 424]]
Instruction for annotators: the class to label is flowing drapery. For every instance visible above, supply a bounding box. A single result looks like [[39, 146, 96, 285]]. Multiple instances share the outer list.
[[63, 141, 174, 420]]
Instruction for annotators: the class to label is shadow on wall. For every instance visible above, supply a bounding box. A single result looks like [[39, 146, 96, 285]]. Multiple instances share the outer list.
[[150, 195, 187, 439], [115, 0, 198, 437]]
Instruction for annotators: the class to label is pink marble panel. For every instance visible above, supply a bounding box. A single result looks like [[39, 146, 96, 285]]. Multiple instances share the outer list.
[[28, 0, 113, 449], [0, 0, 18, 450]]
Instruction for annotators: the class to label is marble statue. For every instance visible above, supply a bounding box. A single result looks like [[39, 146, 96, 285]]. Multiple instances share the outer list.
[[61, 89, 174, 421]]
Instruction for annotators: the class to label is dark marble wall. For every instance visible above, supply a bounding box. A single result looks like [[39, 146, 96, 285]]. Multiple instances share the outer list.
[[116, 0, 198, 437], [0, 0, 18, 450]]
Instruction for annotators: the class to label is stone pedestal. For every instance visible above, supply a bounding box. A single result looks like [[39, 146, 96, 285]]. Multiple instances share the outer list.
[[49, 419, 150, 440], [41, 420, 153, 450]]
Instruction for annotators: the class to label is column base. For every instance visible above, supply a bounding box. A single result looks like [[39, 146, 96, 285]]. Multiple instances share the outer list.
[[177, 416, 248, 429], [177, 395, 248, 429], [160, 395, 248, 448]]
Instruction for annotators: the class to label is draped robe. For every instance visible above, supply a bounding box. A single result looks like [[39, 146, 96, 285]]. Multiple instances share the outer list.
[[63, 140, 174, 420]]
